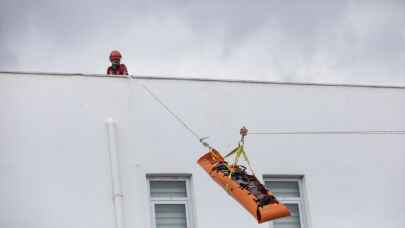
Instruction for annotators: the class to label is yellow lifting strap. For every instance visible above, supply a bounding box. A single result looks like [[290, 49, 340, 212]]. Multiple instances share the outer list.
[[224, 127, 255, 175], [224, 143, 255, 175]]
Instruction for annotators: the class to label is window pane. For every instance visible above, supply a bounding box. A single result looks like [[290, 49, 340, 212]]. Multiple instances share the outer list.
[[150, 181, 187, 198], [155, 204, 187, 228], [265, 181, 300, 198], [274, 204, 301, 228]]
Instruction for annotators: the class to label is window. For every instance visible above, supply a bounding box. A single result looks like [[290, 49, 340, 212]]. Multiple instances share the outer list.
[[264, 176, 307, 228], [148, 175, 193, 228]]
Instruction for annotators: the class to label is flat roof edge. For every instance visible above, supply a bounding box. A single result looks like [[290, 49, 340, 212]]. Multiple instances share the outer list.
[[134, 75, 405, 89], [1, 70, 404, 89]]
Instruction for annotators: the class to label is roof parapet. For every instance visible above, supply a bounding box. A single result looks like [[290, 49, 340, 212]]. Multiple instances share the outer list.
[[1, 70, 404, 89]]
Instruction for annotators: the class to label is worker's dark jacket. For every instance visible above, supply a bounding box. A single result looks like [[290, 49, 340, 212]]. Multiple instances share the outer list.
[[107, 64, 128, 75]]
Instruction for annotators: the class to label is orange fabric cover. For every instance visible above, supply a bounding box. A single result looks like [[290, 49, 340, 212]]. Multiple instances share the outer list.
[[197, 149, 290, 223]]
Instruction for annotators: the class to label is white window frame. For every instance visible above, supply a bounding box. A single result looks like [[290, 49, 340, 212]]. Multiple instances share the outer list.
[[147, 175, 193, 228], [264, 176, 307, 228]]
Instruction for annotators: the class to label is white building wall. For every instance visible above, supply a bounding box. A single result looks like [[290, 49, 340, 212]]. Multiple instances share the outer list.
[[1, 72, 404, 228]]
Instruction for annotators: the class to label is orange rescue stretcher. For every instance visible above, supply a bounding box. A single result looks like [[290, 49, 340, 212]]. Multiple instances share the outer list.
[[197, 128, 290, 223]]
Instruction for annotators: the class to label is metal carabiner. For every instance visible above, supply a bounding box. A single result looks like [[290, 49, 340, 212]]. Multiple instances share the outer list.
[[240, 126, 248, 145], [199, 136, 212, 149]]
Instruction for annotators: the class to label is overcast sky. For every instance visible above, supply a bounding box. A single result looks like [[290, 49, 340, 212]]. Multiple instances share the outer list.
[[1, 0, 404, 86]]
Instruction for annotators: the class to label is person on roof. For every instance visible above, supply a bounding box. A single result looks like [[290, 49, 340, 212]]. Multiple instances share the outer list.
[[107, 50, 128, 75]]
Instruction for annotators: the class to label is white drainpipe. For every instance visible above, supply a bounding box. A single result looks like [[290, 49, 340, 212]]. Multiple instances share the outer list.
[[105, 118, 124, 228]]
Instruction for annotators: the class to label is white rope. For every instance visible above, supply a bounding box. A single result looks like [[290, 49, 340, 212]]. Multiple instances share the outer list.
[[127, 75, 211, 148], [127, 75, 405, 147]]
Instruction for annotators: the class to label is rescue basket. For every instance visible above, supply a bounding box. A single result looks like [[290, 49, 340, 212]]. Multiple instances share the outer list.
[[197, 148, 290, 223]]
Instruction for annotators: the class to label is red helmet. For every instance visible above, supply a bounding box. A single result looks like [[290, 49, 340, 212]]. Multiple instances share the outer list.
[[109, 50, 122, 61]]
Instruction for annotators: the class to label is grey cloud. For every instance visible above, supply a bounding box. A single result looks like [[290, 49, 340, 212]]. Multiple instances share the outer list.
[[0, 0, 404, 86]]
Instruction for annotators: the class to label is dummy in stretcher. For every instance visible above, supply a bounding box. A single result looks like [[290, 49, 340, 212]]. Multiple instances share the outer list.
[[197, 148, 290, 223]]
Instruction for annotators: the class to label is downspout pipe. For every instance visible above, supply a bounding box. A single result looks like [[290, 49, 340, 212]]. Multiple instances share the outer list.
[[105, 118, 124, 228]]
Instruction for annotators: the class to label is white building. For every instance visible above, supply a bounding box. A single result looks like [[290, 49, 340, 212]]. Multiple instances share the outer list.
[[1, 72, 404, 228]]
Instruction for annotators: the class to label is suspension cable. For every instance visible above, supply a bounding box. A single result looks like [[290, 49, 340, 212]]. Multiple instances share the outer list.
[[248, 130, 405, 135], [127, 75, 212, 148], [127, 75, 405, 148]]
